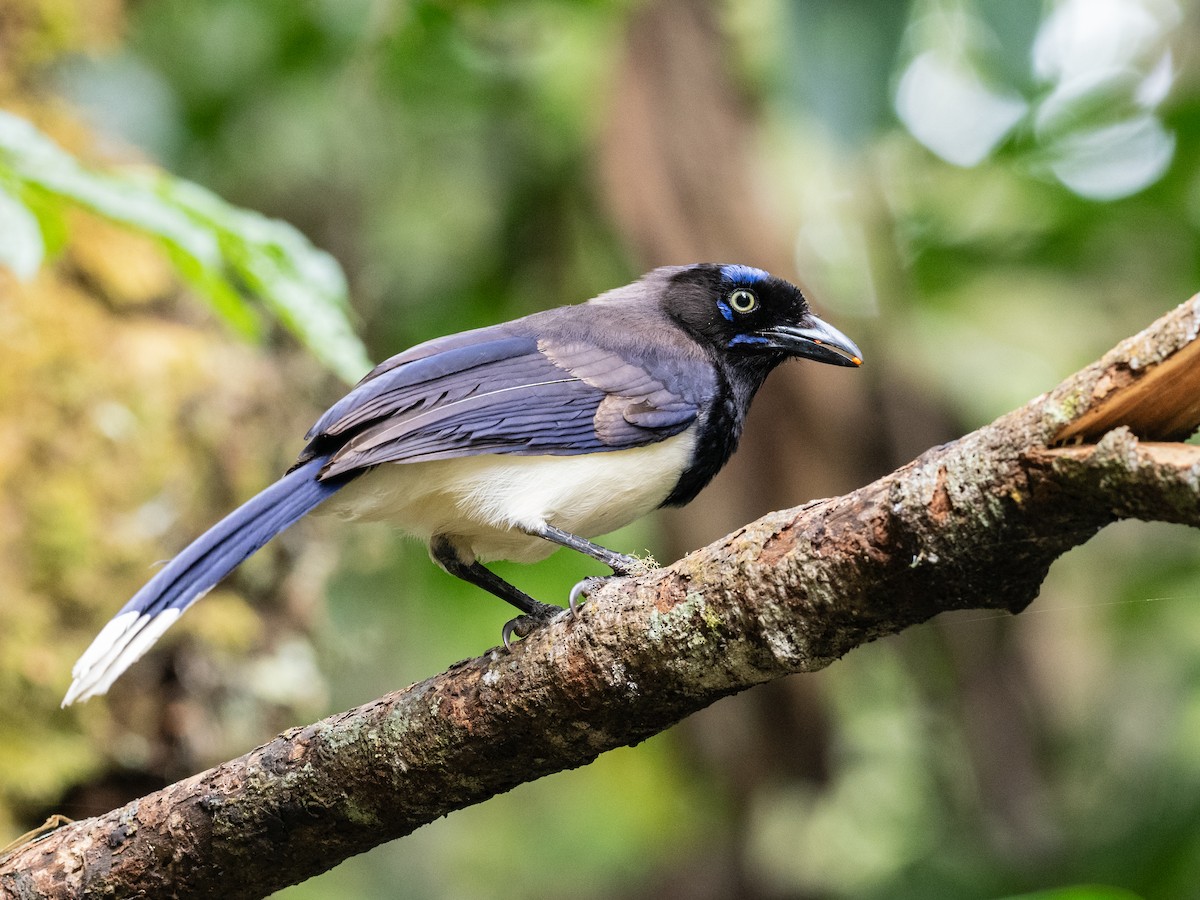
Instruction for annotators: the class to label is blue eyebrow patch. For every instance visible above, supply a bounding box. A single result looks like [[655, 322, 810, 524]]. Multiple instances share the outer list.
[[728, 334, 769, 347], [720, 264, 770, 285]]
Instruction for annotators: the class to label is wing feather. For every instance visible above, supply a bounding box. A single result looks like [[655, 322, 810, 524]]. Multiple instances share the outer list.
[[306, 327, 714, 478]]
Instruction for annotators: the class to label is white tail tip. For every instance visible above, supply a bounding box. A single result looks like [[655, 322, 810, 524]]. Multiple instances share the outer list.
[[62, 608, 181, 706]]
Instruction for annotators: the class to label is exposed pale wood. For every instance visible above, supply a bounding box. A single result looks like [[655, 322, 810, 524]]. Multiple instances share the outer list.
[[1055, 294, 1200, 443]]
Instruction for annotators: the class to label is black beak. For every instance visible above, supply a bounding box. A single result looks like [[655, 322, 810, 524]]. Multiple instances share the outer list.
[[762, 313, 863, 367]]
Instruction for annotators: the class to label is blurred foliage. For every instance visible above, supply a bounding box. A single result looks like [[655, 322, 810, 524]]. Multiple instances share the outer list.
[[65, 0, 637, 355], [1001, 889, 1145, 900], [6, 0, 1200, 899], [0, 218, 329, 825], [0, 109, 370, 381], [0, 0, 338, 846]]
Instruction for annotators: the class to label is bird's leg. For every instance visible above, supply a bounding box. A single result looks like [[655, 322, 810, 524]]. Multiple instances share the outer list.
[[429, 536, 561, 649], [527, 523, 642, 574], [526, 523, 657, 616]]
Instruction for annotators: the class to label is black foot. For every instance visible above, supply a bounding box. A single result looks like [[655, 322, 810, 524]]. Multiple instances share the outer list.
[[501, 601, 562, 650], [606, 555, 640, 576]]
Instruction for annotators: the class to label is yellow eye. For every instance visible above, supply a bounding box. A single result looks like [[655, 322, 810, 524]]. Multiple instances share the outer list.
[[728, 288, 758, 314]]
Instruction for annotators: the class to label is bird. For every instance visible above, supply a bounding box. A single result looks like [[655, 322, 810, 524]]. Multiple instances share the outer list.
[[62, 263, 862, 705]]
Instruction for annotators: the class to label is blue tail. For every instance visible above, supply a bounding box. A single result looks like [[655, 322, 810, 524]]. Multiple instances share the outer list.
[[63, 455, 348, 705]]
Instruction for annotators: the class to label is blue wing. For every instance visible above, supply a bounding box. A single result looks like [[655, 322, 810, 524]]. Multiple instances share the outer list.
[[307, 327, 711, 478]]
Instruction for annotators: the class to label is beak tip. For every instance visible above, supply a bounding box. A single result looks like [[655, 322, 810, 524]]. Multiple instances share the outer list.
[[757, 315, 863, 368], [803, 325, 863, 368]]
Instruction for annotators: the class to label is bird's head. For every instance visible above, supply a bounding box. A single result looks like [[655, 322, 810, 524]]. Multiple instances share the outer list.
[[663, 263, 862, 371]]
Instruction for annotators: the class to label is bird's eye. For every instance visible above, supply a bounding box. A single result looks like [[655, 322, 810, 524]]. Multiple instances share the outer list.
[[728, 289, 758, 314]]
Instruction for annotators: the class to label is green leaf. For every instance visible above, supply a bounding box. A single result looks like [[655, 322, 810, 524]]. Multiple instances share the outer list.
[[0, 111, 225, 266], [155, 176, 371, 383], [0, 110, 370, 382], [0, 182, 44, 280]]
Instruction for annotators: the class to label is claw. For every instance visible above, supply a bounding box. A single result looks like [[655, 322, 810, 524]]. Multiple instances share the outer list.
[[568, 576, 605, 617], [501, 617, 523, 651], [501, 602, 562, 651]]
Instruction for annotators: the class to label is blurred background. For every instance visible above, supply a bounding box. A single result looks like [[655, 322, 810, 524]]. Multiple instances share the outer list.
[[3, 0, 1200, 897]]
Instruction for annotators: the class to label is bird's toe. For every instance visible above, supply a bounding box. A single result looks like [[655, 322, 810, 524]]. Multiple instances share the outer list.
[[501, 602, 562, 650]]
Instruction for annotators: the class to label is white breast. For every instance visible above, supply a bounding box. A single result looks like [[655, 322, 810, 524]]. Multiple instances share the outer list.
[[319, 427, 697, 563]]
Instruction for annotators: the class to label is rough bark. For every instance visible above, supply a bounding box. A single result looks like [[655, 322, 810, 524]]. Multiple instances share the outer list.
[[4, 295, 1200, 899]]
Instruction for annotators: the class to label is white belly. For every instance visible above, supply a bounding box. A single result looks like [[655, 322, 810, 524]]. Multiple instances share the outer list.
[[319, 428, 696, 563]]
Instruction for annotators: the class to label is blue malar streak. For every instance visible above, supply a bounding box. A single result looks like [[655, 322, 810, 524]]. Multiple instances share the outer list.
[[728, 334, 769, 346]]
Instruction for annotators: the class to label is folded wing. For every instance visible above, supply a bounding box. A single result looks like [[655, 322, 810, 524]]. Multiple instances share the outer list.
[[306, 329, 713, 478]]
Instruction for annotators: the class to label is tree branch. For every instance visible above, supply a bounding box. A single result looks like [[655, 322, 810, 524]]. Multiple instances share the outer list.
[[5, 295, 1200, 900]]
